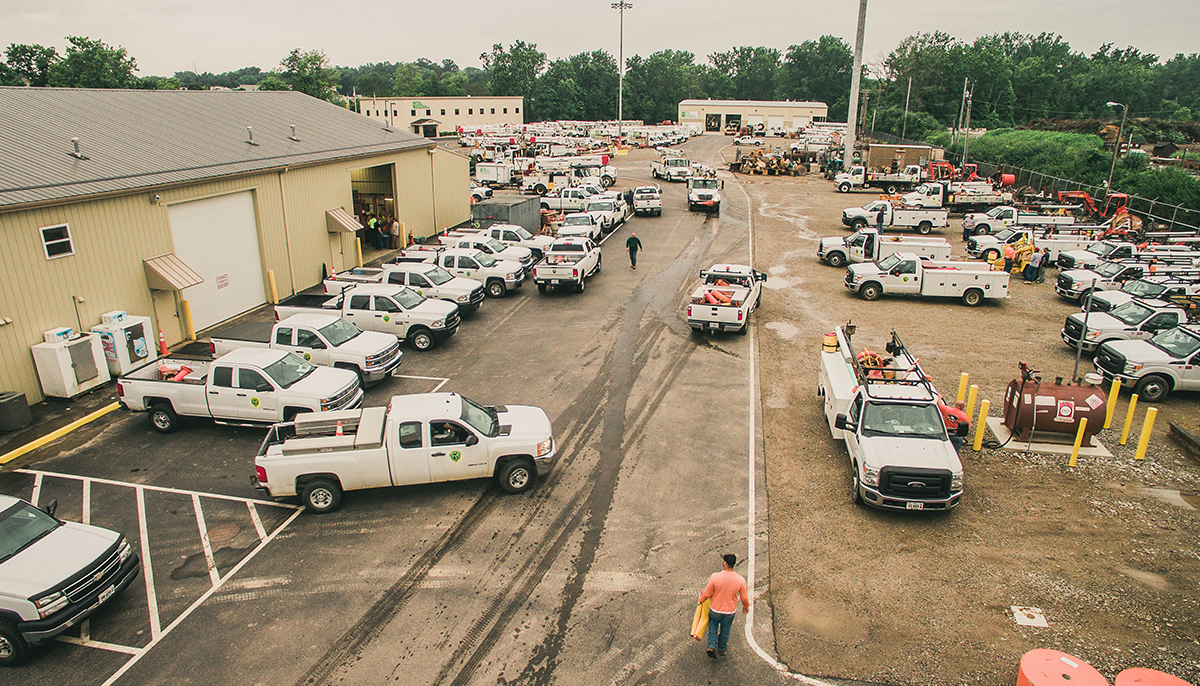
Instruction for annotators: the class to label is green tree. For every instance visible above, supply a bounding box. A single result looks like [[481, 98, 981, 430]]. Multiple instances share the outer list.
[[46, 36, 138, 88], [623, 50, 702, 123], [563, 51, 618, 121], [532, 60, 584, 121], [257, 73, 288, 91], [4, 43, 59, 86], [707, 46, 781, 100], [481, 40, 546, 116], [279, 48, 340, 102], [780, 36, 854, 119]]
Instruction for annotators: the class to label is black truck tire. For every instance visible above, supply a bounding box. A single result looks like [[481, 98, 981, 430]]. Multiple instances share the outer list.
[[149, 403, 179, 434], [301, 479, 342, 513]]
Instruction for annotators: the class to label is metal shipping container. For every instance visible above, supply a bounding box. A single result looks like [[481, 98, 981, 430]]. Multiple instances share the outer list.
[[471, 195, 542, 232]]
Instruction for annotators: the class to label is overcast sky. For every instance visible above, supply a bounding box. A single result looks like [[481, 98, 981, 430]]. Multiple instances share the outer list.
[[4, 0, 1197, 78]]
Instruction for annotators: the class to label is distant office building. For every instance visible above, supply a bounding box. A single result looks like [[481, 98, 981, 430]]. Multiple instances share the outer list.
[[358, 96, 525, 137], [678, 99, 828, 134]]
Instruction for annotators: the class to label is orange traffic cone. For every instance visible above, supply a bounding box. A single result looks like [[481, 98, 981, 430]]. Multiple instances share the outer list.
[[158, 329, 169, 357], [335, 421, 343, 436]]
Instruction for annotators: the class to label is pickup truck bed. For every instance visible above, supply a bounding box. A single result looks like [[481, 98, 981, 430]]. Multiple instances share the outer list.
[[209, 321, 274, 344], [277, 293, 338, 310]]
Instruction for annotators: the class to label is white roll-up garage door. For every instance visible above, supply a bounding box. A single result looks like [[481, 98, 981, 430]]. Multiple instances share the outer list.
[[169, 192, 266, 331], [768, 115, 784, 131], [746, 115, 765, 128]]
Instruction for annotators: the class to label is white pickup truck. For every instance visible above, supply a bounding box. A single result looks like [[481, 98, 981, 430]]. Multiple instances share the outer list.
[[392, 246, 525, 298], [557, 212, 603, 241], [1062, 297, 1196, 353], [209, 315, 402, 386], [818, 227, 952, 268], [651, 156, 692, 182], [253, 392, 557, 512], [117, 348, 363, 433], [819, 325, 965, 511], [582, 197, 627, 234], [275, 284, 460, 350], [686, 264, 767, 335], [1094, 324, 1200, 402], [845, 252, 1010, 306], [841, 200, 948, 235], [1057, 241, 1200, 271], [538, 187, 593, 213], [687, 177, 722, 213], [0, 496, 142, 666], [962, 205, 1076, 235], [965, 228, 1096, 262], [1085, 276, 1200, 313], [632, 185, 663, 217], [533, 236, 602, 293], [440, 234, 536, 273], [324, 263, 486, 313], [468, 223, 555, 259]]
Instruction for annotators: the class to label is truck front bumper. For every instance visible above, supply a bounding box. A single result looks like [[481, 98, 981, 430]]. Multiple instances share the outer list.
[[857, 484, 963, 511], [362, 349, 404, 384], [1060, 328, 1099, 352], [19, 553, 141, 645], [534, 441, 557, 476]]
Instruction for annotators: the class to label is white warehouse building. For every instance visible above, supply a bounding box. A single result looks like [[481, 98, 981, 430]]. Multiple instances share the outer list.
[[357, 96, 525, 137], [678, 99, 828, 134]]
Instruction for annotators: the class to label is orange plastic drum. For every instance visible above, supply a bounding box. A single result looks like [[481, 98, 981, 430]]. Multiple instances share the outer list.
[[1017, 649, 1109, 686], [1115, 668, 1194, 686]]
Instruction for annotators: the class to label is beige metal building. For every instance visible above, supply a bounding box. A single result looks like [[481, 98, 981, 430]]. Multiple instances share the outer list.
[[357, 96, 524, 137], [0, 87, 469, 404], [678, 99, 828, 134]]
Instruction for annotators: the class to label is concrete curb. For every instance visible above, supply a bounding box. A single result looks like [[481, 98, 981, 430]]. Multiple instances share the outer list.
[[1168, 422, 1200, 462]]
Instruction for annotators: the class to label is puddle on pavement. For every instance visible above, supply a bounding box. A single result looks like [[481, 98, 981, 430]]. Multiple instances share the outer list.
[[765, 321, 800, 340], [1113, 483, 1197, 510]]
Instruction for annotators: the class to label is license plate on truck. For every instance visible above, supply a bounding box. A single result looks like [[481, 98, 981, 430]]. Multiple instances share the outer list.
[[708, 322, 721, 330], [98, 584, 116, 603], [906, 502, 924, 510]]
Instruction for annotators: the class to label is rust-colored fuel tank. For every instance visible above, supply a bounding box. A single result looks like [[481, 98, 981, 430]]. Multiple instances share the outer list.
[[1002, 374, 1107, 446]]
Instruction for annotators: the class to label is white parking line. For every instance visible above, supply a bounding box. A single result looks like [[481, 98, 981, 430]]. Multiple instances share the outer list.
[[82, 479, 91, 525], [29, 472, 42, 507], [136, 486, 162, 640], [192, 493, 221, 586], [393, 374, 450, 392], [56, 635, 141, 656], [248, 501, 267, 541]]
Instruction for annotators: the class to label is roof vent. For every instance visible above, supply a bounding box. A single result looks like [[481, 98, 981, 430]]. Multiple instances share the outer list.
[[288, 124, 300, 142], [245, 126, 259, 146], [68, 137, 88, 160]]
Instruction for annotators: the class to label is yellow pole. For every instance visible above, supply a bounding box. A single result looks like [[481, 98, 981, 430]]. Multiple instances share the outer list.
[[956, 373, 969, 403], [1104, 378, 1120, 429], [1068, 418, 1088, 467], [1134, 408, 1157, 460], [180, 300, 195, 341], [972, 399, 989, 451], [1120, 394, 1139, 445], [401, 221, 408, 247], [267, 270, 279, 304], [356, 237, 363, 267], [966, 385, 979, 422]]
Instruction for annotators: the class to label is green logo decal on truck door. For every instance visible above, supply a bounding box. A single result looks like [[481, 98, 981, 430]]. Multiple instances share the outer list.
[[383, 315, 391, 323], [450, 450, 462, 462], [250, 397, 260, 407]]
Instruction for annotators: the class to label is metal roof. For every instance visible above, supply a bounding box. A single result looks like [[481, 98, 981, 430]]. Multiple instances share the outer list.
[[0, 87, 433, 209], [678, 99, 827, 109]]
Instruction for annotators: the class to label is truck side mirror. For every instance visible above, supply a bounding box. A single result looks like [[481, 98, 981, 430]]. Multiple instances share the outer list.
[[834, 414, 855, 431], [310, 341, 326, 349], [44, 498, 58, 517], [465, 434, 479, 446], [256, 383, 273, 393]]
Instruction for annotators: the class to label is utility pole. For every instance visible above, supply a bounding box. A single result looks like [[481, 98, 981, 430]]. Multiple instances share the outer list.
[[1105, 101, 1128, 192], [961, 84, 974, 166], [901, 76, 912, 138], [843, 0, 868, 169], [612, 2, 633, 144], [953, 78, 968, 147]]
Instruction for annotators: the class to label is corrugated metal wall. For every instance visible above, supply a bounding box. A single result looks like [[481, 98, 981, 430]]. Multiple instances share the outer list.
[[0, 147, 468, 404]]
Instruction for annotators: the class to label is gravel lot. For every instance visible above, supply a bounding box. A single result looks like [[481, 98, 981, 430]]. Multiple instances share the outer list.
[[738, 166, 1200, 686]]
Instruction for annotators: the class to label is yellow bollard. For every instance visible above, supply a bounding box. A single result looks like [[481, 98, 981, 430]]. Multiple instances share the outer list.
[[1068, 417, 1088, 467], [972, 400, 989, 451], [181, 300, 195, 341], [1104, 378, 1120, 429], [356, 237, 363, 267], [1134, 408, 1158, 461], [267, 270, 279, 304], [956, 373, 969, 403], [966, 385, 979, 423], [401, 221, 408, 247], [1120, 394, 1139, 445]]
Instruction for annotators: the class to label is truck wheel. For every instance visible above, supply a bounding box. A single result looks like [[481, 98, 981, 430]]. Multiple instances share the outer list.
[[537, 282, 547, 293], [534, 184, 547, 196], [284, 408, 311, 422], [975, 224, 990, 235], [487, 280, 507, 298], [838, 182, 851, 193], [826, 252, 846, 268], [860, 283, 882, 301], [540, 203, 550, 211], [852, 219, 867, 230], [961, 288, 984, 307], [409, 328, 434, 351], [1077, 289, 1094, 305], [149, 404, 179, 434], [851, 463, 864, 506], [575, 278, 586, 294], [593, 255, 602, 274], [602, 176, 614, 188], [738, 322, 748, 336], [886, 184, 899, 194], [917, 221, 933, 235], [301, 479, 342, 514], [335, 363, 364, 385], [984, 249, 1000, 262], [0, 620, 29, 666], [1135, 375, 1170, 403], [498, 459, 536, 494]]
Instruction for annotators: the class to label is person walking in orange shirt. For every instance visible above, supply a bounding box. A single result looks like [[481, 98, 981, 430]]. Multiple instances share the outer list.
[[698, 553, 750, 658]]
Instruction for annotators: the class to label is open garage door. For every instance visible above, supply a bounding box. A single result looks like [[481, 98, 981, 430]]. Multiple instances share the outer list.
[[169, 192, 266, 331]]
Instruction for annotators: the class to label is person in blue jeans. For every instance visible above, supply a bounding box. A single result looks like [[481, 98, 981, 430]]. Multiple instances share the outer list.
[[698, 553, 751, 658], [626, 232, 643, 269]]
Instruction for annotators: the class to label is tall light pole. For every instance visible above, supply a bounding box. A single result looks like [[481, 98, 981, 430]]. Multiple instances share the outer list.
[[612, 2, 633, 144], [1105, 101, 1128, 193], [843, 0, 869, 169]]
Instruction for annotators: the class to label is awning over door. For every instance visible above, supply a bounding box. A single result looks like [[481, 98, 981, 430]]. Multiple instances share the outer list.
[[326, 207, 362, 233], [143, 253, 204, 291]]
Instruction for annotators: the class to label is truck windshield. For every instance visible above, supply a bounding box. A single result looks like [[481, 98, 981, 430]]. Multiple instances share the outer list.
[[1089, 242, 1118, 257], [1149, 327, 1200, 358], [692, 180, 718, 189], [1095, 262, 1125, 278], [1109, 301, 1155, 326], [485, 238, 507, 252], [587, 201, 613, 212], [262, 354, 316, 389], [562, 215, 592, 226], [876, 254, 901, 271], [474, 252, 498, 268], [318, 319, 362, 347], [393, 289, 425, 309], [985, 207, 1005, 218], [994, 229, 1017, 242], [860, 402, 945, 439], [460, 395, 499, 437], [1123, 281, 1165, 298], [0, 501, 62, 564], [425, 266, 455, 285], [846, 231, 865, 247]]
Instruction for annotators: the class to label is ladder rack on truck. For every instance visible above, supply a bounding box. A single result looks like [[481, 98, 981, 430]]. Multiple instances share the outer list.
[[844, 326, 936, 400]]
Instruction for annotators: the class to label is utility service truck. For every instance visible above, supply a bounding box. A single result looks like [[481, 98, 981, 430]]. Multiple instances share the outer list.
[[818, 324, 965, 511], [818, 227, 952, 268], [841, 200, 948, 235], [844, 252, 1010, 306], [1084, 276, 1200, 313], [686, 264, 767, 335], [1061, 297, 1198, 353], [1053, 261, 1199, 303], [1094, 323, 1200, 402], [962, 205, 1076, 235], [252, 393, 557, 513], [209, 314, 403, 386], [117, 348, 363, 433], [392, 246, 526, 298], [533, 236, 602, 293], [966, 228, 1096, 262], [687, 177, 723, 213], [275, 284, 460, 350], [324, 263, 485, 313], [1056, 241, 1200, 271], [651, 156, 693, 182], [835, 165, 925, 194], [901, 181, 1014, 212]]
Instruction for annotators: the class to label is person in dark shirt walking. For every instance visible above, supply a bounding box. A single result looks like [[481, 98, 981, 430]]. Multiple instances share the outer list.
[[626, 232, 643, 269]]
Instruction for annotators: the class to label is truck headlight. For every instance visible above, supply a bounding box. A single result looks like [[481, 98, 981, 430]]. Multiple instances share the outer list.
[[506, 273, 516, 280], [951, 472, 964, 490], [537, 438, 553, 457], [861, 465, 879, 486], [118, 538, 133, 563], [1085, 330, 1102, 339], [456, 294, 469, 302], [34, 591, 69, 618], [1125, 362, 1143, 373], [432, 319, 444, 328]]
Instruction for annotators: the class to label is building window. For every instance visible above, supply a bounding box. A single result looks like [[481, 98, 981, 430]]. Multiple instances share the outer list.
[[469, 108, 473, 115], [364, 110, 370, 116], [490, 108, 495, 114], [426, 109, 430, 115], [411, 109, 416, 116], [392, 109, 397, 117], [440, 109, 445, 115], [503, 108, 508, 114], [515, 107, 520, 114], [455, 108, 460, 115], [39, 223, 73, 260]]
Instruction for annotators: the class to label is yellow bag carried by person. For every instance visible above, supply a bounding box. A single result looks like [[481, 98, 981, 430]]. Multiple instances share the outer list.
[[690, 599, 711, 640]]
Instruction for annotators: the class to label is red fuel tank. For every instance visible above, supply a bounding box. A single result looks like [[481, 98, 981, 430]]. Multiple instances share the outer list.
[[1002, 371, 1107, 446]]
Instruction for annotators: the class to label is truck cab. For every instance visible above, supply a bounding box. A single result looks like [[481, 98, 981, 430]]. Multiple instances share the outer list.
[[1094, 324, 1200, 402], [652, 156, 693, 182], [1062, 298, 1192, 352], [687, 177, 722, 213], [440, 235, 535, 272]]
